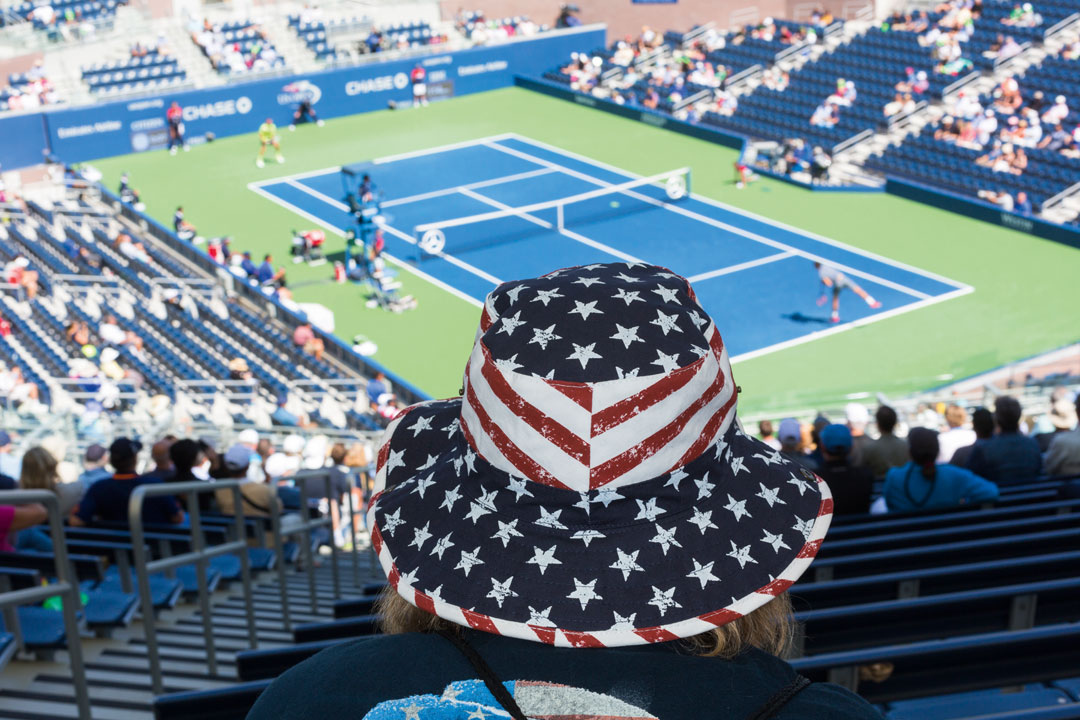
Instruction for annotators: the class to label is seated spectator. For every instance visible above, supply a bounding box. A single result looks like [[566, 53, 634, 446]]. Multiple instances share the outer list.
[[1002, 3, 1041, 27], [0, 366, 40, 407], [366, 372, 390, 407], [272, 393, 307, 428], [143, 438, 176, 483], [78, 444, 111, 490], [99, 314, 144, 352], [938, 405, 976, 462], [174, 206, 197, 241], [996, 35, 1022, 60], [974, 109, 999, 146], [862, 406, 909, 480], [0, 502, 48, 553], [115, 232, 151, 263], [951, 407, 995, 467], [20, 445, 82, 521], [257, 253, 285, 285], [239, 250, 257, 277], [214, 444, 291, 526], [758, 420, 780, 450], [993, 77, 1023, 114], [1045, 393, 1080, 476], [814, 424, 873, 515], [968, 396, 1042, 485], [1014, 190, 1032, 214], [884, 428, 999, 512], [777, 417, 819, 472], [247, 262, 878, 720], [228, 357, 253, 382], [846, 403, 873, 467], [1038, 123, 1071, 151], [293, 321, 325, 361], [4, 256, 39, 300], [978, 188, 1015, 210], [71, 438, 185, 526], [884, 92, 916, 117], [937, 116, 961, 142], [1041, 95, 1069, 126], [809, 102, 837, 127]]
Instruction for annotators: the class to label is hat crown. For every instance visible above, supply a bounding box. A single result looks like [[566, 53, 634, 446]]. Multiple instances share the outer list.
[[461, 263, 737, 493]]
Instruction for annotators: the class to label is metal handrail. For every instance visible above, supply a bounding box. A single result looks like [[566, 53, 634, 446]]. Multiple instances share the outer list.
[[128, 479, 256, 695], [0, 490, 91, 719]]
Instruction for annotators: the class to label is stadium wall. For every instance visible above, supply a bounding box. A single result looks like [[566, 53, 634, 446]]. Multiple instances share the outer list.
[[886, 178, 1080, 250], [0, 25, 606, 169]]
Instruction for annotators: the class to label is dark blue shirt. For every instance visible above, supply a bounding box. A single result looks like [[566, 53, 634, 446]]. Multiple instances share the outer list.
[[0, 473, 15, 490], [1015, 196, 1032, 215], [241, 257, 257, 276], [248, 631, 880, 720], [271, 406, 300, 427], [366, 378, 387, 405], [75, 473, 182, 525], [256, 261, 275, 284], [173, 210, 184, 232], [967, 432, 1043, 486]]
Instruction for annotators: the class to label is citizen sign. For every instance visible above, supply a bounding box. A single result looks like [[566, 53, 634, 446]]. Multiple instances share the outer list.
[[182, 96, 253, 121], [345, 73, 410, 95]]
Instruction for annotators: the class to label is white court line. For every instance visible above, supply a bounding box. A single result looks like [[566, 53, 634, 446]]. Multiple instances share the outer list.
[[246, 182, 485, 307], [276, 178, 504, 288], [728, 285, 975, 364], [503, 133, 973, 293], [687, 251, 796, 283], [484, 140, 932, 301], [382, 168, 557, 208], [458, 186, 646, 265], [248, 132, 521, 189]]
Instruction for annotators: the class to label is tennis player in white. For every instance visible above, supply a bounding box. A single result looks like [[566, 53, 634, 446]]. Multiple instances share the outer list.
[[815, 261, 880, 323]]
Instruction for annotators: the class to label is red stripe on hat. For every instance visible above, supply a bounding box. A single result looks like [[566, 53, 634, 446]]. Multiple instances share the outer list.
[[633, 626, 680, 643], [562, 630, 605, 648], [671, 384, 738, 471], [528, 625, 557, 644], [591, 353, 705, 437], [818, 497, 834, 517], [462, 609, 499, 634], [698, 607, 742, 626], [550, 381, 593, 411], [759, 578, 795, 596], [463, 381, 570, 489], [414, 589, 436, 615], [370, 524, 383, 554], [479, 304, 495, 333], [477, 345, 591, 465], [387, 565, 400, 589], [588, 333, 730, 489], [797, 539, 823, 558]]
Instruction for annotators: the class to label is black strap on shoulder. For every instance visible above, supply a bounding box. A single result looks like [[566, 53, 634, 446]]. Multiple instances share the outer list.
[[438, 629, 528, 720], [746, 674, 812, 720]]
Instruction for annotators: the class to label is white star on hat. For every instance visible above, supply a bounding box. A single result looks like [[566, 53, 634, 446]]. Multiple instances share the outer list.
[[610, 548, 645, 581], [569, 300, 603, 320], [505, 285, 527, 304], [567, 342, 602, 369], [686, 559, 720, 588], [384, 448, 405, 475], [652, 284, 680, 304], [431, 532, 455, 559], [532, 288, 565, 306], [571, 529, 606, 546], [647, 586, 682, 616], [528, 606, 556, 627], [687, 507, 719, 534], [567, 578, 602, 610], [753, 449, 784, 467], [411, 473, 435, 499], [573, 276, 603, 287], [491, 519, 524, 547], [610, 323, 644, 349], [455, 547, 484, 576], [406, 415, 432, 436], [649, 523, 682, 555], [724, 494, 750, 522], [409, 522, 432, 551], [761, 529, 791, 554], [506, 475, 534, 502], [591, 486, 623, 507], [664, 468, 689, 491], [755, 482, 787, 508], [535, 506, 568, 529], [610, 611, 637, 631], [694, 473, 715, 500], [634, 497, 665, 522], [486, 576, 518, 607], [650, 309, 682, 335], [792, 515, 815, 541], [494, 354, 524, 373], [787, 473, 815, 496], [652, 349, 681, 373], [440, 485, 462, 513], [526, 545, 562, 575], [727, 541, 758, 569], [613, 288, 644, 305], [381, 508, 405, 536], [465, 488, 499, 524], [529, 323, 562, 350], [497, 310, 526, 336]]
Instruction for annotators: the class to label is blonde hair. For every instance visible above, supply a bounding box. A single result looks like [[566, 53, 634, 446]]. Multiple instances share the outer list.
[[20, 446, 60, 494], [376, 588, 795, 660]]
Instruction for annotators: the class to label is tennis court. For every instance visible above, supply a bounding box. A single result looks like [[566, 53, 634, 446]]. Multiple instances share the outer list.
[[249, 133, 973, 362]]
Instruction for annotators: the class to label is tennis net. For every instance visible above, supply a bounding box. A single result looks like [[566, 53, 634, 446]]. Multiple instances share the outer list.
[[411, 166, 691, 261]]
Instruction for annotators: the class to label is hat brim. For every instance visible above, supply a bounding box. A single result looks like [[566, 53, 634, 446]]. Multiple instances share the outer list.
[[369, 399, 832, 648]]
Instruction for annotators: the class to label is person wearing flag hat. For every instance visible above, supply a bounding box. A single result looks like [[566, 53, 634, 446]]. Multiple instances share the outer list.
[[249, 263, 878, 720]]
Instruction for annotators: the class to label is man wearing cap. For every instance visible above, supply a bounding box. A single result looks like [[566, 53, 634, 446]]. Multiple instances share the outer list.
[[814, 424, 873, 515], [215, 444, 284, 519], [777, 418, 819, 472], [71, 438, 185, 526], [250, 263, 877, 720], [1045, 393, 1080, 477]]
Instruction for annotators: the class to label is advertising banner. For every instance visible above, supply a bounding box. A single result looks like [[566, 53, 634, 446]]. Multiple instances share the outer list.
[[36, 25, 604, 163]]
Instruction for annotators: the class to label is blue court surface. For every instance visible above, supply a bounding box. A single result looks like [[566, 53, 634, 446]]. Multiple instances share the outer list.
[[249, 133, 973, 362]]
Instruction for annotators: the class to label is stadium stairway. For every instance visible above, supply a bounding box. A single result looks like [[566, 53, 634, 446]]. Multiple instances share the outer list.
[[0, 547, 378, 719]]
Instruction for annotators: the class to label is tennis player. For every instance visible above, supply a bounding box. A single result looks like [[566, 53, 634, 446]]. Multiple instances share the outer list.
[[815, 261, 880, 323], [256, 118, 284, 168]]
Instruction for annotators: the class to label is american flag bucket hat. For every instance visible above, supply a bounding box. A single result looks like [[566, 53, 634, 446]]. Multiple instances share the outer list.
[[367, 263, 832, 648]]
